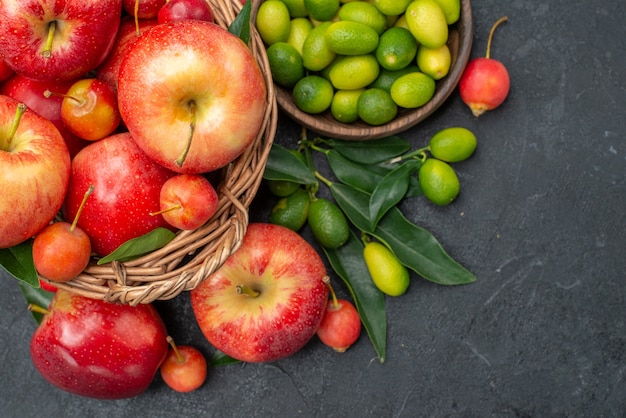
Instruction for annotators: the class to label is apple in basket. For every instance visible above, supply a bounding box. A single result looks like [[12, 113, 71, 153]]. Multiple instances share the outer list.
[[0, 95, 70, 249], [117, 19, 267, 174], [190, 223, 329, 363], [0, 0, 123, 82]]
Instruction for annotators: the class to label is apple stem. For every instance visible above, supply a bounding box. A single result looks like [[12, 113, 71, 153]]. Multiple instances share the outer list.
[[322, 276, 339, 309], [43, 89, 84, 106], [71, 185, 94, 232], [485, 16, 508, 59], [175, 101, 197, 168], [150, 204, 182, 217], [5, 103, 27, 148], [28, 303, 50, 316], [41, 20, 56, 58], [236, 285, 260, 298], [166, 336, 185, 363], [134, 0, 141, 36]]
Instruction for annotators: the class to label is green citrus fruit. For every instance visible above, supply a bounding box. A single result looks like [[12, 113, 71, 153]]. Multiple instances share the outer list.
[[416, 44, 451, 80], [330, 88, 364, 123], [371, 0, 412, 16], [287, 17, 314, 55], [405, 0, 448, 49], [267, 179, 301, 197], [325, 20, 380, 55], [432, 0, 461, 24], [266, 42, 305, 88], [269, 188, 311, 231], [328, 54, 380, 89], [293, 75, 335, 114], [357, 88, 397, 125], [256, 0, 292, 46], [389, 71, 435, 108], [363, 241, 410, 296], [375, 27, 418, 71], [281, 0, 309, 17], [304, 0, 340, 21], [301, 21, 336, 71], [428, 127, 477, 162], [308, 197, 350, 249], [337, 1, 387, 34], [418, 158, 460, 205], [369, 65, 419, 93]]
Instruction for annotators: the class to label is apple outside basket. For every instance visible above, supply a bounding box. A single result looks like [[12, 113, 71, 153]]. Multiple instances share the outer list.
[[45, 0, 278, 306]]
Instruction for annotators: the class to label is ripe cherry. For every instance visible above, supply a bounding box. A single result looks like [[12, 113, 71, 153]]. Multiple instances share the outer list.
[[459, 16, 510, 117], [316, 277, 362, 353], [160, 336, 207, 392]]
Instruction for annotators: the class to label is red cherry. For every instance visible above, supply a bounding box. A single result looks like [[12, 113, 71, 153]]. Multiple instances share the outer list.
[[160, 336, 207, 392], [157, 0, 215, 24], [316, 277, 361, 352]]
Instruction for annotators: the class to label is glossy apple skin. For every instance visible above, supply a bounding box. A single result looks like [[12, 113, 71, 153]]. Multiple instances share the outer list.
[[160, 343, 207, 392], [0, 59, 13, 82], [0, 95, 70, 249], [123, 0, 167, 18], [191, 223, 329, 363], [0, 74, 89, 158], [63, 132, 176, 256], [459, 58, 510, 117], [159, 174, 219, 230], [0, 0, 123, 82], [316, 298, 362, 352], [30, 289, 169, 399], [118, 20, 267, 174], [157, 0, 215, 23], [32, 222, 91, 283], [96, 16, 159, 96]]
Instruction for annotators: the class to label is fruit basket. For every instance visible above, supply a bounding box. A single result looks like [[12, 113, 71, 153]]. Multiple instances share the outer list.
[[261, 0, 473, 140], [48, 0, 278, 306]]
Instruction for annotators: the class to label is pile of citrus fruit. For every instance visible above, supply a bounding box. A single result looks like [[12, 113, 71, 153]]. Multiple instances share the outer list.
[[256, 0, 461, 125]]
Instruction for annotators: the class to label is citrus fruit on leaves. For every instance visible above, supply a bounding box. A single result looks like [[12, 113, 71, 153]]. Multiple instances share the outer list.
[[256, 0, 291, 46], [269, 188, 311, 231], [304, 0, 340, 22], [363, 241, 410, 296], [416, 44, 451, 80], [328, 54, 380, 90], [325, 21, 380, 55], [375, 27, 418, 71], [337, 1, 387, 34], [331, 89, 364, 123], [418, 158, 460, 206], [267, 179, 300, 197], [405, 0, 448, 49], [428, 127, 477, 162], [267, 42, 305, 88], [390, 71, 435, 108], [293, 75, 334, 114], [357, 88, 397, 125], [308, 198, 350, 249]]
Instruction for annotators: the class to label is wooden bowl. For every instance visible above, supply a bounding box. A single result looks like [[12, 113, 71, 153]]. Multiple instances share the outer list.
[[269, 0, 473, 140]]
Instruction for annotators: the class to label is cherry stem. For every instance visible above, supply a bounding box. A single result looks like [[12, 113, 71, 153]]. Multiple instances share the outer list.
[[236, 285, 260, 298], [71, 185, 94, 232], [166, 336, 185, 363], [28, 304, 50, 316], [43, 89, 84, 106], [41, 21, 56, 58], [150, 204, 182, 217], [175, 101, 197, 168], [322, 276, 339, 309], [486, 16, 508, 59], [6, 103, 27, 147]]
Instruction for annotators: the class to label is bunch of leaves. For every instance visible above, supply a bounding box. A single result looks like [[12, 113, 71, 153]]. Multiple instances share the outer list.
[[263, 134, 476, 362]]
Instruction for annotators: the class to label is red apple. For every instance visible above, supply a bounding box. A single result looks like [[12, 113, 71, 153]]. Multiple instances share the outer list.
[[157, 0, 215, 24], [0, 59, 13, 82], [0, 74, 89, 158], [63, 132, 176, 256], [123, 0, 167, 19], [0, 0, 123, 82], [95, 17, 159, 96], [30, 289, 169, 399], [0, 96, 70, 249], [160, 336, 207, 392], [152, 174, 219, 230], [459, 16, 510, 117], [117, 19, 267, 174], [190, 223, 329, 363]]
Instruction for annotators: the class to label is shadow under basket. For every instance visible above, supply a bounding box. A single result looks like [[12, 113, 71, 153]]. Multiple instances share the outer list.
[[46, 0, 278, 306]]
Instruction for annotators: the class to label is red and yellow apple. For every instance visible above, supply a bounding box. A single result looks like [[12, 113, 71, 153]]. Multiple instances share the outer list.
[[190, 223, 329, 363], [0, 95, 70, 249], [117, 19, 267, 174]]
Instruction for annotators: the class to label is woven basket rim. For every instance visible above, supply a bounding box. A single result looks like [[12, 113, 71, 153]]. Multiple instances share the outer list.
[[46, 0, 278, 305]]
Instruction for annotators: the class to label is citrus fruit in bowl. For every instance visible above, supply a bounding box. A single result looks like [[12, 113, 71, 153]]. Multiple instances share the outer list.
[[253, 0, 473, 140]]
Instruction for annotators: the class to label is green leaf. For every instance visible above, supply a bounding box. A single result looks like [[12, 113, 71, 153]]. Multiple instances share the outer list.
[[264, 143, 317, 185], [228, 0, 251, 44], [0, 240, 39, 287], [19, 282, 54, 324], [210, 350, 241, 367], [97, 228, 176, 265], [326, 149, 386, 194], [373, 208, 476, 285], [329, 182, 374, 233], [368, 160, 420, 230], [323, 230, 386, 363], [326, 136, 411, 164]]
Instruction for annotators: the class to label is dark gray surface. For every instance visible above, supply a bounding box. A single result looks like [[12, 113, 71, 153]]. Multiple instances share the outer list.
[[1, 0, 625, 416]]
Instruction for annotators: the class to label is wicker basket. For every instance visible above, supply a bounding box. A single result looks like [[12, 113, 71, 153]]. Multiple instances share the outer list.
[[46, 0, 278, 306]]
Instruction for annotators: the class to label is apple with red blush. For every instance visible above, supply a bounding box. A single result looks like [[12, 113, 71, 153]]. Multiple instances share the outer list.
[[63, 132, 176, 257], [191, 223, 329, 363], [152, 174, 219, 230], [0, 0, 123, 82], [0, 96, 70, 249], [29, 289, 169, 399], [0, 59, 13, 82], [160, 336, 207, 392], [158, 0, 215, 23], [123, 0, 167, 19], [117, 19, 267, 174], [316, 277, 362, 353]]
